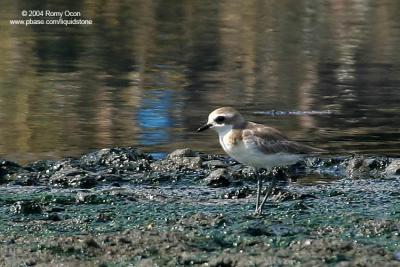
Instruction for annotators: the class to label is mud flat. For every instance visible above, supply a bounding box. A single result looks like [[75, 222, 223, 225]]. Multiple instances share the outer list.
[[0, 147, 399, 266]]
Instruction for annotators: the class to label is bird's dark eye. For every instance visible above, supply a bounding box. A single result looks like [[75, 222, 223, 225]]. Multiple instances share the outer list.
[[215, 116, 225, 124]]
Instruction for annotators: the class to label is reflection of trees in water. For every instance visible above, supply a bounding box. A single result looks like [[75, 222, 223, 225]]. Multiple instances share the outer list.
[[1, 0, 400, 162]]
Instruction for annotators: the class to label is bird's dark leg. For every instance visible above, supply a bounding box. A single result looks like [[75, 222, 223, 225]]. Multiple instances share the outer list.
[[256, 172, 276, 214], [255, 169, 262, 214]]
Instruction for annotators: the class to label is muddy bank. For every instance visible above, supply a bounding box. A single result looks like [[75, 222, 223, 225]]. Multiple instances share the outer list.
[[0, 147, 399, 266]]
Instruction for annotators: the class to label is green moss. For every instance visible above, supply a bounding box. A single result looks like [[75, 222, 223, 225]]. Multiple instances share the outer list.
[[0, 175, 400, 265]]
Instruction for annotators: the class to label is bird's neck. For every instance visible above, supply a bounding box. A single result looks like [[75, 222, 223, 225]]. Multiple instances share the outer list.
[[216, 125, 233, 140], [232, 120, 248, 130]]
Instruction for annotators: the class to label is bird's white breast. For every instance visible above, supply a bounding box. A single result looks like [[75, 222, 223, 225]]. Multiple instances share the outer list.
[[218, 129, 302, 169]]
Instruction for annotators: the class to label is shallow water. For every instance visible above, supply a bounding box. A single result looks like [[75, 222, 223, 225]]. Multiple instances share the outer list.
[[1, 0, 400, 164]]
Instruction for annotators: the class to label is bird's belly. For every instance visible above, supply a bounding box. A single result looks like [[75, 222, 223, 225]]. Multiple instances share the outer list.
[[222, 141, 302, 169]]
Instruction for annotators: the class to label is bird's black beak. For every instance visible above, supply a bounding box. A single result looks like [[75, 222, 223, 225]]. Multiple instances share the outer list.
[[196, 123, 212, 132]]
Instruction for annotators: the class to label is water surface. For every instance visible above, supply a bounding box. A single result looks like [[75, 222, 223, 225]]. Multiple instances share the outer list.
[[1, 0, 400, 163]]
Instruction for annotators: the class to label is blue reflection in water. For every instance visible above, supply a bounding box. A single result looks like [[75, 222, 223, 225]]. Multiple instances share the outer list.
[[148, 152, 167, 160], [136, 90, 174, 147]]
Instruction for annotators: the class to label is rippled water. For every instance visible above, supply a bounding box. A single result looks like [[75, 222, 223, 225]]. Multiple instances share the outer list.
[[1, 0, 400, 163]]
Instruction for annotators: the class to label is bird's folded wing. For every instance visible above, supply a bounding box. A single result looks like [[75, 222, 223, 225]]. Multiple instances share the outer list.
[[242, 124, 324, 155]]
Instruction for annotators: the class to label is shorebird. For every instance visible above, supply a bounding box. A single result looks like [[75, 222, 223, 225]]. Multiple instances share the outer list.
[[197, 107, 324, 214]]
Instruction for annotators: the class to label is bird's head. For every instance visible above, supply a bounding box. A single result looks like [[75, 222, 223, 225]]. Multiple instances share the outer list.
[[196, 107, 245, 135]]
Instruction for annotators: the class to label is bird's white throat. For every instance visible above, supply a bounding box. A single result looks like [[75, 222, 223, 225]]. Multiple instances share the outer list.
[[213, 124, 233, 139], [214, 124, 233, 153]]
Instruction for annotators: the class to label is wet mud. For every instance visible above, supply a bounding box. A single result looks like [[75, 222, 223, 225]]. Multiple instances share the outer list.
[[0, 147, 399, 266]]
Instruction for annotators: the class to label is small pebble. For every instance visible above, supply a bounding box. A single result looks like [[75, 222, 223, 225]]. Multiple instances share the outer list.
[[394, 251, 400, 261]]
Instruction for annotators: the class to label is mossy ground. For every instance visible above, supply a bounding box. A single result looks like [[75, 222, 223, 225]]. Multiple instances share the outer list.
[[0, 175, 399, 266]]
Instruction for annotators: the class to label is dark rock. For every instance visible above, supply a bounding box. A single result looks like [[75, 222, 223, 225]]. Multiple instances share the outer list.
[[230, 167, 289, 184], [49, 206, 65, 212], [164, 156, 203, 170], [230, 166, 256, 181], [49, 166, 96, 188], [10, 201, 43, 214], [345, 156, 387, 179], [6, 239, 15, 245], [45, 213, 63, 221], [80, 147, 151, 171], [270, 188, 315, 202], [271, 168, 290, 181], [125, 172, 180, 184], [146, 172, 180, 184], [24, 160, 58, 172], [366, 158, 389, 170], [205, 169, 231, 187], [327, 189, 345, 197], [245, 221, 271, 236], [68, 174, 97, 188], [0, 159, 22, 183], [150, 158, 204, 175], [394, 251, 400, 261], [224, 186, 253, 199], [25, 259, 37, 266], [202, 159, 227, 169], [304, 156, 322, 167], [208, 256, 235, 267], [118, 237, 132, 244], [289, 200, 310, 210], [287, 161, 307, 174], [385, 159, 400, 176], [167, 148, 197, 159], [84, 238, 101, 248], [98, 174, 124, 183], [11, 172, 39, 186], [96, 213, 113, 222], [76, 192, 99, 204], [306, 156, 346, 168], [151, 148, 203, 171]]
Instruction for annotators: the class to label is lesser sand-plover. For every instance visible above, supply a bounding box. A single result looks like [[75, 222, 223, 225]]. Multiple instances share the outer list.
[[197, 107, 324, 214]]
